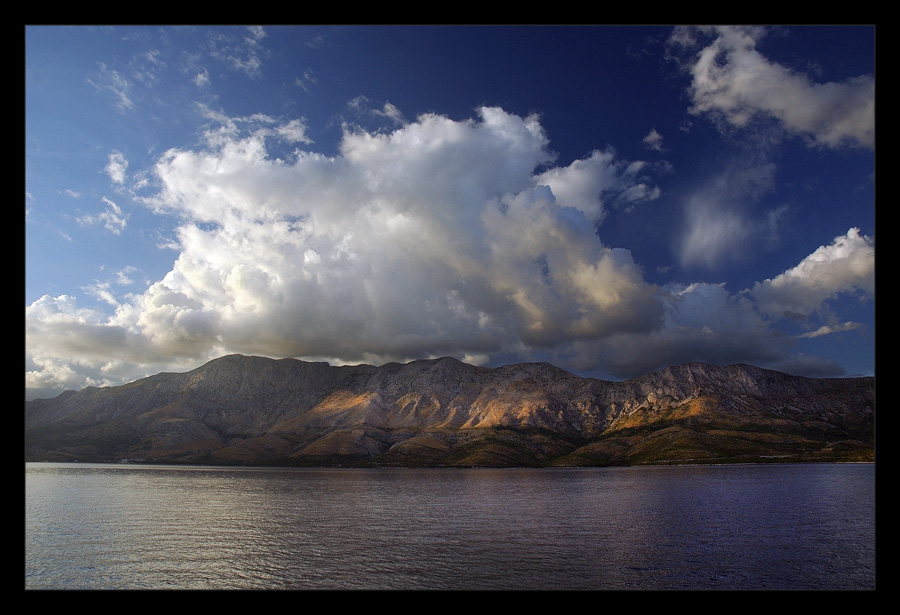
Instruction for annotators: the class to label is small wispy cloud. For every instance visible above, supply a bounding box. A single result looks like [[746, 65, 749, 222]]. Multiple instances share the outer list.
[[295, 69, 317, 93], [88, 62, 135, 112], [799, 322, 863, 339], [193, 68, 210, 87], [130, 49, 167, 86], [246, 26, 266, 42], [105, 151, 128, 185], [116, 265, 137, 286], [77, 197, 128, 234], [83, 280, 119, 307], [304, 33, 328, 49], [372, 101, 406, 126], [642, 128, 666, 152], [676, 162, 778, 270], [208, 26, 267, 79]]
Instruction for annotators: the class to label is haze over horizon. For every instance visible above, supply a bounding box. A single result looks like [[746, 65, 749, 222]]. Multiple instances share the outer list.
[[26, 26, 875, 401]]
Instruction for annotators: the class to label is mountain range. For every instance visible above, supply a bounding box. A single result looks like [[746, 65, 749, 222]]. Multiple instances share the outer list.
[[25, 355, 875, 467]]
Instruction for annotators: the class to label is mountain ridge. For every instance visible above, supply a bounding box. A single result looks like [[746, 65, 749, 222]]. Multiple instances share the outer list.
[[25, 354, 875, 467]]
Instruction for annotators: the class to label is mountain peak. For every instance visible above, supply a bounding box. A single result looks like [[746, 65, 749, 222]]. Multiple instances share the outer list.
[[26, 356, 874, 467]]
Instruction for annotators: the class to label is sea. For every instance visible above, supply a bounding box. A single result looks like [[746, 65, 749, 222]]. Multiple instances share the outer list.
[[25, 462, 875, 590]]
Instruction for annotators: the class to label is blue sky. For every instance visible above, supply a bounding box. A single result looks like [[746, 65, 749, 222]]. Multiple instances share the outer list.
[[25, 26, 875, 400]]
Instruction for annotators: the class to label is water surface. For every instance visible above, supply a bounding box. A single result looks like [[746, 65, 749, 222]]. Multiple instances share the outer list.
[[25, 463, 875, 590]]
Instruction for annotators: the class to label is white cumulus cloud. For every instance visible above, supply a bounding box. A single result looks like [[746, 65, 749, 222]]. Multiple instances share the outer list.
[[27, 107, 671, 395], [752, 227, 874, 320], [25, 105, 872, 398]]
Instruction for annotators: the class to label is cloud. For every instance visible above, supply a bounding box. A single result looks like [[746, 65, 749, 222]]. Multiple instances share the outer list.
[[25, 105, 869, 398], [135, 107, 664, 357], [27, 107, 671, 394], [88, 62, 135, 112], [670, 26, 874, 149], [763, 353, 847, 378], [106, 151, 128, 185], [643, 128, 665, 152], [275, 119, 313, 144], [77, 197, 128, 234], [246, 26, 266, 42], [295, 69, 317, 92], [207, 26, 267, 79], [83, 281, 119, 307], [26, 294, 204, 399], [116, 265, 138, 286], [372, 101, 406, 126], [799, 322, 863, 339], [751, 227, 874, 320], [676, 162, 778, 269], [304, 33, 329, 49], [130, 49, 167, 87], [344, 96, 410, 131], [193, 68, 210, 87], [563, 281, 791, 379], [534, 149, 660, 222]]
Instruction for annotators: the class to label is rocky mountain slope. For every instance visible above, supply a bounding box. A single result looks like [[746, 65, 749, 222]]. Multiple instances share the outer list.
[[25, 355, 875, 467]]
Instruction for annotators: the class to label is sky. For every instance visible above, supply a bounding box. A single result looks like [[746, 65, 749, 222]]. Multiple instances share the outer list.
[[25, 25, 875, 400]]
